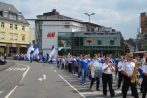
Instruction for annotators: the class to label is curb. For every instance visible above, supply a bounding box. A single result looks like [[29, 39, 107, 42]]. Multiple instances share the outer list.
[[0, 62, 15, 72]]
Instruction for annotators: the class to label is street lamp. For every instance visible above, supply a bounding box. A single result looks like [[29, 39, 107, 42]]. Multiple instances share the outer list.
[[85, 13, 95, 55]]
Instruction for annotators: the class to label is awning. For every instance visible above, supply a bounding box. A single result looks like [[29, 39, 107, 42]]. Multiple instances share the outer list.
[[0, 44, 6, 46]]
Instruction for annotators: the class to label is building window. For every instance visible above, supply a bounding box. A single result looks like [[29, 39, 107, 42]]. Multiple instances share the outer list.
[[97, 39, 102, 45], [22, 26, 25, 30], [10, 24, 13, 29], [110, 40, 114, 45], [22, 35, 25, 41], [64, 25, 70, 28], [0, 33, 5, 39], [14, 24, 17, 29], [14, 35, 18, 40], [10, 34, 13, 40], [1, 22, 4, 28]]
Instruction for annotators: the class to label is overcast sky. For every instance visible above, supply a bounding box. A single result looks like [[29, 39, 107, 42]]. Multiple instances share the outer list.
[[1, 0, 147, 39]]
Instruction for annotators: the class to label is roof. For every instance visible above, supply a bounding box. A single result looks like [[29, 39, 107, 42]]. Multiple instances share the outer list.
[[0, 2, 29, 24], [125, 42, 134, 48]]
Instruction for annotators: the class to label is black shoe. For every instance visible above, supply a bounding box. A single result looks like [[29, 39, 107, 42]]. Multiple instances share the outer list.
[[111, 94, 115, 97], [103, 94, 107, 96], [96, 89, 100, 91]]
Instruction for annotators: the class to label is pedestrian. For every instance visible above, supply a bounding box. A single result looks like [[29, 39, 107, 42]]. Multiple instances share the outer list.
[[102, 57, 115, 97], [121, 53, 139, 98]]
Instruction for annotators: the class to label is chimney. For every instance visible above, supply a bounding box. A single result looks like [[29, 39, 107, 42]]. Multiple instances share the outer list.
[[52, 9, 56, 15]]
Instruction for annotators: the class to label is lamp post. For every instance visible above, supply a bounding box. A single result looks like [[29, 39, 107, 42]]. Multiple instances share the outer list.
[[85, 13, 95, 55]]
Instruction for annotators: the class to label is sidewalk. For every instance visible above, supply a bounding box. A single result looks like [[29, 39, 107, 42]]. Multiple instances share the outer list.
[[0, 62, 15, 72]]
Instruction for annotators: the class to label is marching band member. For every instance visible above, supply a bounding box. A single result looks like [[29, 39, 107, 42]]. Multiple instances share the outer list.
[[77, 54, 82, 80], [121, 53, 139, 98], [117, 56, 124, 89], [80, 54, 88, 86], [89, 54, 101, 91], [102, 57, 115, 97], [142, 57, 147, 98], [140, 52, 147, 93]]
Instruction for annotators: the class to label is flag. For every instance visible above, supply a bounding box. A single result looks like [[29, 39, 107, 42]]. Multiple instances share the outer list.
[[33, 43, 39, 56], [50, 45, 55, 56], [58, 42, 66, 51], [27, 43, 31, 60], [68, 53, 70, 56], [46, 53, 49, 61]]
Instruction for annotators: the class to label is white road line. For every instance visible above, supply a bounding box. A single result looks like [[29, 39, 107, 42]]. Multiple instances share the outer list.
[[51, 67, 53, 69], [54, 70, 56, 72], [58, 74, 86, 98], [20, 68, 26, 71], [4, 63, 30, 98], [16, 68, 20, 71], [4, 86, 18, 98], [43, 75, 46, 79]]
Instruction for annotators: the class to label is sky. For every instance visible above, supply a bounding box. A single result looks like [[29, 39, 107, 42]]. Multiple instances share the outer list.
[[0, 0, 147, 39]]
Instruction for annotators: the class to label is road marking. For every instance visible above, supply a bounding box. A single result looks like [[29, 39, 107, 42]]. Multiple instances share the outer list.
[[6, 68, 26, 71], [51, 67, 53, 69], [0, 90, 5, 94], [54, 70, 56, 72], [58, 74, 86, 98], [38, 75, 46, 81], [4, 86, 18, 98], [4, 63, 30, 98]]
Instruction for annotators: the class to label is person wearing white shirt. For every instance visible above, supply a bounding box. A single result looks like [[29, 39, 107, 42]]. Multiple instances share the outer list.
[[142, 58, 147, 98], [140, 52, 147, 93], [89, 54, 101, 91], [117, 56, 124, 89], [121, 53, 139, 98], [102, 57, 115, 97]]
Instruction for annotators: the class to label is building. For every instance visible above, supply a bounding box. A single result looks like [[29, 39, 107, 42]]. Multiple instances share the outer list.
[[29, 27, 35, 45], [140, 12, 147, 34], [124, 41, 135, 53], [28, 9, 125, 56], [125, 38, 137, 52], [137, 11, 147, 50], [0, 2, 29, 55], [58, 31, 124, 56]]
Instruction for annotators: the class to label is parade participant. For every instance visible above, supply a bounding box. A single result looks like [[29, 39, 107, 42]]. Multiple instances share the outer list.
[[89, 54, 101, 91], [80, 54, 88, 86], [137, 62, 142, 86], [140, 52, 147, 93], [30, 52, 33, 63], [61, 56, 65, 70], [102, 57, 115, 97], [142, 57, 147, 98], [117, 56, 124, 89], [121, 53, 139, 98], [77, 54, 82, 80], [64, 56, 68, 71], [68, 55, 72, 73]]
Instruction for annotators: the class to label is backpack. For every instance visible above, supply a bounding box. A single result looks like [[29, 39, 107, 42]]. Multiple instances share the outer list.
[[94, 63, 103, 77]]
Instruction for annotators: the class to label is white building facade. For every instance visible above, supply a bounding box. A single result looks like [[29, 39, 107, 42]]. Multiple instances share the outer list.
[[42, 20, 85, 56]]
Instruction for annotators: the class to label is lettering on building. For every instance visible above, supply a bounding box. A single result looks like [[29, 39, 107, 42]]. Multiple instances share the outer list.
[[47, 32, 55, 38]]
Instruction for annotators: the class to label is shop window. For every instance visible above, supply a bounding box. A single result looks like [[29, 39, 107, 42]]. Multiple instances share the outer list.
[[1, 22, 4, 28], [14, 24, 17, 29], [1, 33, 5, 39], [22, 35, 25, 41], [97, 40, 102, 45], [22, 26, 25, 30], [10, 24, 13, 29], [110, 40, 114, 45]]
